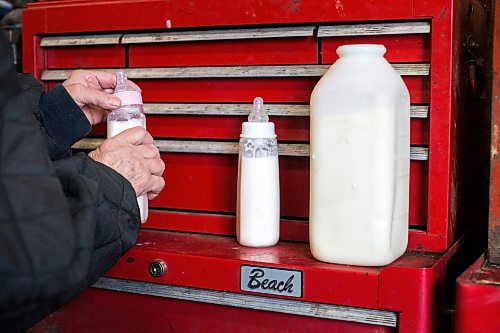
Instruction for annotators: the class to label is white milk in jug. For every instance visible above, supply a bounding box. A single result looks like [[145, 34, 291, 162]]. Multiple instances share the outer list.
[[309, 44, 410, 266]]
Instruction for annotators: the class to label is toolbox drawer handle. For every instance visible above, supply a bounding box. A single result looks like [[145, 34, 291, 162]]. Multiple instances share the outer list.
[[42, 64, 429, 81], [142, 103, 429, 118], [122, 26, 315, 44], [40, 34, 122, 47], [73, 139, 429, 160], [318, 21, 430, 37]]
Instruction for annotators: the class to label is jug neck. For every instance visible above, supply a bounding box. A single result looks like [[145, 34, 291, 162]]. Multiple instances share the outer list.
[[336, 44, 386, 58]]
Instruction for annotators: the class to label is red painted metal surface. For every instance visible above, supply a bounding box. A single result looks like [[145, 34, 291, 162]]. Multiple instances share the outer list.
[[46, 45, 126, 68], [321, 34, 431, 64], [25, 0, 415, 38], [143, 153, 426, 228], [455, 254, 500, 333], [44, 76, 429, 104], [150, 153, 309, 218], [92, 116, 427, 145], [29, 229, 465, 332], [129, 37, 318, 67], [30, 289, 394, 333]]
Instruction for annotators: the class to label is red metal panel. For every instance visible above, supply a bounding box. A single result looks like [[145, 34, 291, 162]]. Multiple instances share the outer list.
[[21, 10, 46, 78], [409, 161, 428, 227], [92, 116, 427, 145], [379, 236, 460, 333], [414, 0, 454, 250], [144, 210, 309, 242], [138, 78, 317, 103], [321, 34, 431, 63], [28, 0, 414, 34], [410, 118, 430, 145], [151, 153, 309, 218], [92, 116, 311, 142], [106, 231, 381, 308], [132, 76, 429, 104], [30, 288, 394, 333], [129, 37, 318, 67], [455, 254, 500, 333], [46, 45, 125, 68], [150, 153, 424, 223], [28, 223, 469, 332]]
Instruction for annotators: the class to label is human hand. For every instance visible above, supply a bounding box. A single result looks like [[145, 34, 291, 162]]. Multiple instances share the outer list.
[[62, 70, 141, 126], [88, 127, 165, 199]]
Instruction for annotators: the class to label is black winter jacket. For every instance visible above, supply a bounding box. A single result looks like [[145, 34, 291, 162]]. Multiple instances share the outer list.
[[0, 36, 140, 332]]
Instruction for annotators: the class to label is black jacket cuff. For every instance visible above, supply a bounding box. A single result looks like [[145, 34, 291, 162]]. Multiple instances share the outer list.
[[40, 84, 92, 150]]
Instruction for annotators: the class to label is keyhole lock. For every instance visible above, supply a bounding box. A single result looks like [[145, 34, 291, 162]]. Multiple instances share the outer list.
[[149, 260, 167, 278]]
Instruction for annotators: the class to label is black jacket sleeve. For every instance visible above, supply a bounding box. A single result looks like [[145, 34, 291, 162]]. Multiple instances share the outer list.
[[17, 73, 92, 160], [0, 37, 140, 332]]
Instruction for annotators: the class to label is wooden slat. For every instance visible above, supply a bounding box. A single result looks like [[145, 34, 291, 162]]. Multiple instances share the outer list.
[[94, 277, 397, 327], [122, 26, 315, 44], [144, 103, 429, 118], [318, 21, 431, 37], [40, 34, 122, 47], [42, 64, 430, 81], [73, 138, 429, 160]]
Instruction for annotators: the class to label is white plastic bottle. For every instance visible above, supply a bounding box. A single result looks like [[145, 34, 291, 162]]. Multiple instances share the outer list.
[[107, 70, 148, 223], [237, 97, 280, 247], [309, 44, 410, 266]]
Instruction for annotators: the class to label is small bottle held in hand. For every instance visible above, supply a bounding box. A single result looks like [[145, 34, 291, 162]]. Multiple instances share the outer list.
[[107, 70, 148, 223], [236, 97, 280, 247]]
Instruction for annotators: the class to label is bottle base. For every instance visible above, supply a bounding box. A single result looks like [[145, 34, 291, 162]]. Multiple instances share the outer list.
[[310, 246, 406, 267]]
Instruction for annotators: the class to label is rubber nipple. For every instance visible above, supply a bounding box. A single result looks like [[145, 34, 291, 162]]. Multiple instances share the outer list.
[[115, 70, 129, 93], [113, 70, 143, 106], [248, 97, 268, 122]]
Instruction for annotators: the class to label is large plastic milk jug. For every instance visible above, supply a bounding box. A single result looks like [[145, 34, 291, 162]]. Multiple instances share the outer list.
[[309, 44, 410, 266]]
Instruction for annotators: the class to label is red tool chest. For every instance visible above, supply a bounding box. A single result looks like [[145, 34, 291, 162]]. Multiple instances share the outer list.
[[24, 0, 492, 331], [455, 2, 500, 332]]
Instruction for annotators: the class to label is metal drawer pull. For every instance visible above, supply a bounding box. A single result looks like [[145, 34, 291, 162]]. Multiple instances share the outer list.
[[144, 103, 429, 118], [42, 64, 429, 81], [40, 34, 122, 47], [94, 277, 397, 327], [73, 139, 429, 160], [318, 21, 431, 37], [122, 26, 315, 44]]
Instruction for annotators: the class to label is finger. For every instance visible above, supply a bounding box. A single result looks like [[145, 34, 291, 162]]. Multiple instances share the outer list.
[[144, 157, 165, 176], [114, 127, 154, 146], [84, 74, 101, 90], [136, 144, 160, 159], [89, 70, 142, 92], [86, 70, 118, 90], [77, 84, 121, 109], [146, 175, 165, 200]]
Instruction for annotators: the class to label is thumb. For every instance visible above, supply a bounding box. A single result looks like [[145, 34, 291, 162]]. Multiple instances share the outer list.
[[114, 127, 154, 146], [76, 84, 121, 109]]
